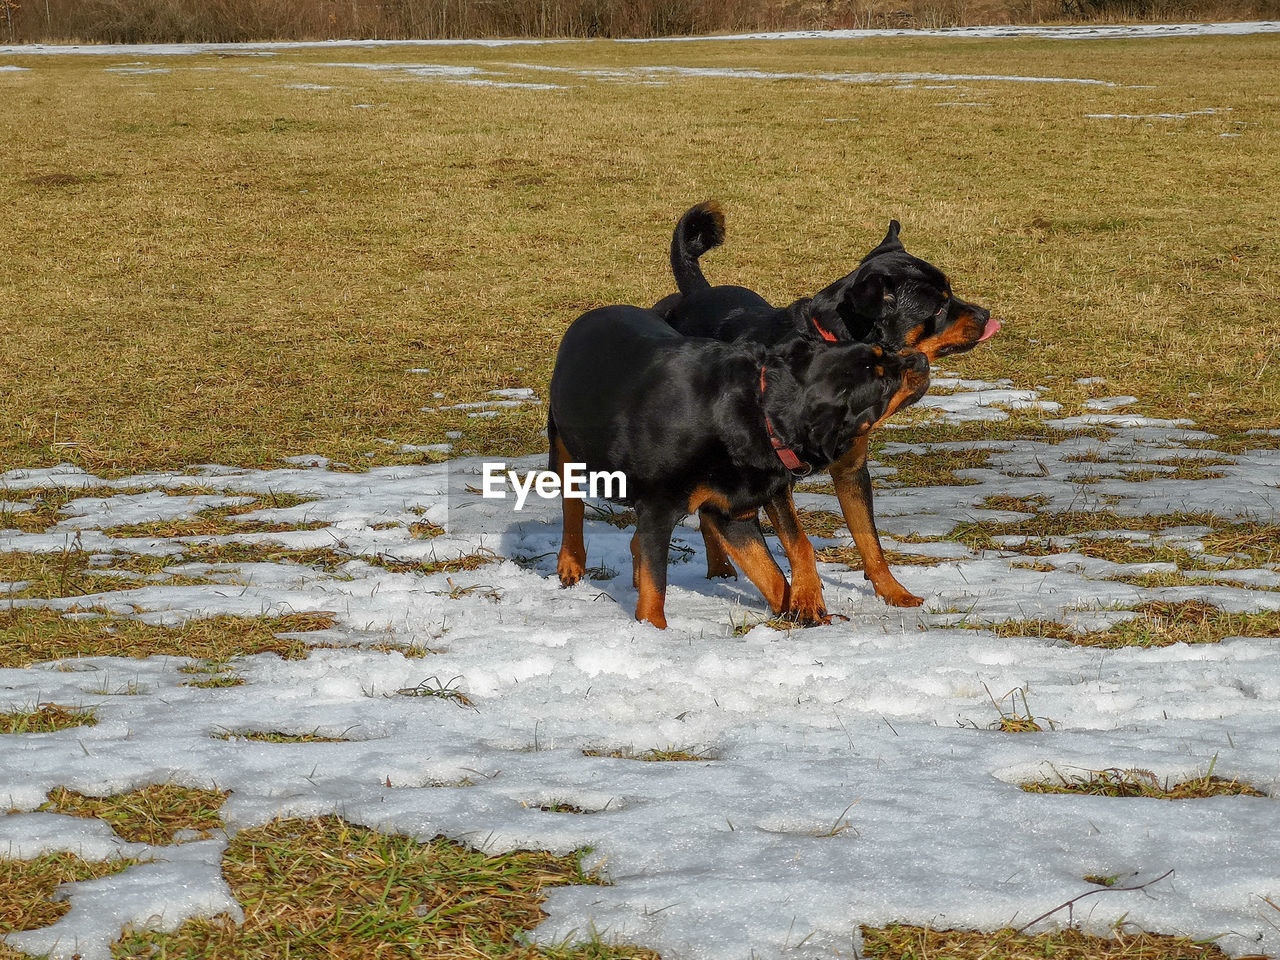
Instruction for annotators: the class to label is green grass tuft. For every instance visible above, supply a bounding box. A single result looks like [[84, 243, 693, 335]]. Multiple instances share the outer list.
[[39, 784, 230, 845], [0, 702, 97, 734], [110, 816, 656, 959]]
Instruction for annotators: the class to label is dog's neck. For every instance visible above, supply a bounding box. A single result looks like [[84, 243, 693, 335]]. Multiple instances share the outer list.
[[758, 365, 810, 476]]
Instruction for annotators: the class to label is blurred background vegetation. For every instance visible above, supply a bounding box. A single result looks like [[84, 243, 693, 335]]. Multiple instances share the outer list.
[[4, 0, 1279, 45]]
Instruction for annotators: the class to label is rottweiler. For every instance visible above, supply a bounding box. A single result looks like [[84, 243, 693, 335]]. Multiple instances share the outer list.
[[653, 201, 1000, 607], [548, 305, 929, 629]]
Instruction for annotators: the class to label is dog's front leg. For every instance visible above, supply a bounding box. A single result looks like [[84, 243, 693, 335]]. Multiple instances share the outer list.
[[632, 501, 678, 629], [828, 437, 923, 607], [764, 490, 829, 626]]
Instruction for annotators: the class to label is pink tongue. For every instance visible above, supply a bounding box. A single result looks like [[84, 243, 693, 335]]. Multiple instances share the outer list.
[[977, 317, 1002, 343]]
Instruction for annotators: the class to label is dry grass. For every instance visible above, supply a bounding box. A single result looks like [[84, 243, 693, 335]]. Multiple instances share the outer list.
[[1, 37, 1278, 476], [1021, 765, 1266, 799], [860, 923, 1251, 960], [183, 671, 248, 688], [110, 816, 656, 959], [0, 548, 223, 600], [0, 852, 141, 935], [583, 747, 712, 762], [732, 612, 814, 635], [101, 502, 327, 539], [886, 419, 1115, 447], [40, 784, 231, 845], [1014, 538, 1212, 567], [395, 675, 476, 706], [815, 544, 947, 568], [0, 536, 355, 582], [0, 608, 337, 668], [938, 512, 1279, 568], [982, 600, 1280, 648], [790, 510, 849, 539], [875, 448, 993, 487], [1102, 570, 1279, 591], [178, 541, 352, 569], [979, 494, 1051, 513], [1201, 522, 1280, 565], [1115, 465, 1229, 482], [1061, 452, 1232, 482], [367, 550, 499, 576], [0, 487, 314, 531], [1, 486, 144, 533], [947, 510, 1218, 544], [0, 701, 97, 734], [586, 504, 638, 529], [974, 685, 1052, 732], [213, 729, 355, 742]]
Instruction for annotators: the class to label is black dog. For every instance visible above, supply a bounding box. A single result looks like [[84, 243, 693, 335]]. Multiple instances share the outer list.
[[548, 305, 928, 629], [653, 202, 999, 607]]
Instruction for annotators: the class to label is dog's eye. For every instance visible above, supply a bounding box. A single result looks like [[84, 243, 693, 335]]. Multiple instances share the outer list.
[[933, 302, 948, 319]]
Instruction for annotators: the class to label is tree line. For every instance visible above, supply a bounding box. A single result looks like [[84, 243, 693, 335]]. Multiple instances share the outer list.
[[3, 0, 1275, 44]]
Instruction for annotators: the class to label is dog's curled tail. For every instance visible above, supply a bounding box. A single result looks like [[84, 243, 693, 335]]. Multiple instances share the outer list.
[[670, 200, 725, 296]]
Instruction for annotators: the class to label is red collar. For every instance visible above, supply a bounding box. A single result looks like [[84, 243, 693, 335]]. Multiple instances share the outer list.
[[812, 315, 839, 342], [760, 366, 810, 476]]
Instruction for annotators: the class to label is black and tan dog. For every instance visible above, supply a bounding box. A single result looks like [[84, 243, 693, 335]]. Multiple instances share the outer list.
[[548, 305, 929, 629], [653, 202, 1000, 607]]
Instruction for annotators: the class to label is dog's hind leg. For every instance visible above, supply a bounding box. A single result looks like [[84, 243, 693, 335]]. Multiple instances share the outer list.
[[698, 510, 788, 616], [633, 501, 679, 629], [764, 492, 829, 626], [828, 438, 924, 607], [552, 435, 588, 587], [698, 507, 739, 579], [630, 531, 641, 589]]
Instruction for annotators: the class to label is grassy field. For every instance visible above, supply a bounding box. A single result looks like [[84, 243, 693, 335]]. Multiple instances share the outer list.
[[1, 32, 1278, 476]]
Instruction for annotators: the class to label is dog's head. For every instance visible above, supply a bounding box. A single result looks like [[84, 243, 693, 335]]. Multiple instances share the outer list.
[[769, 342, 930, 468], [807, 221, 1001, 360], [871, 347, 931, 427]]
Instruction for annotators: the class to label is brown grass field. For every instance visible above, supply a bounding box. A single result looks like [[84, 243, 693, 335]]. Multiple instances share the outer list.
[[1, 31, 1278, 476], [2, 32, 1280, 960]]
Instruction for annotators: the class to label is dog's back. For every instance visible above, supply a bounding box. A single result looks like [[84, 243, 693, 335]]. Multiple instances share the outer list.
[[549, 305, 708, 484], [661, 284, 788, 343]]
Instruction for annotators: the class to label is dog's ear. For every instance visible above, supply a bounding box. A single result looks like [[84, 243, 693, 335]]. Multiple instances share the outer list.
[[809, 272, 896, 343], [805, 399, 853, 466], [860, 220, 905, 263], [804, 365, 890, 465], [806, 399, 882, 466], [769, 333, 820, 372], [848, 272, 897, 319]]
